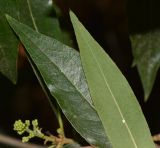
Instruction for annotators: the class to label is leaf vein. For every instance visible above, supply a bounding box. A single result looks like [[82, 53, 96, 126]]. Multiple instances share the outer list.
[[27, 0, 38, 32], [78, 26, 138, 148]]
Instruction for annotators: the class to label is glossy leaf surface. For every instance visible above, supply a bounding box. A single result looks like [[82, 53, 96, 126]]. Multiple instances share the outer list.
[[70, 11, 155, 148], [6, 15, 111, 148], [131, 30, 160, 101], [0, 0, 66, 83]]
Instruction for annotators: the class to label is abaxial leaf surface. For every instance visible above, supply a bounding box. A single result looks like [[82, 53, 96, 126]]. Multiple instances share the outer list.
[[70, 11, 155, 148]]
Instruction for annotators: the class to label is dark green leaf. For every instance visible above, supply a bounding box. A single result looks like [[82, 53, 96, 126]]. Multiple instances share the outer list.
[[0, 0, 69, 83], [6, 15, 111, 148], [0, 1, 19, 83], [131, 30, 160, 101], [70, 11, 155, 148]]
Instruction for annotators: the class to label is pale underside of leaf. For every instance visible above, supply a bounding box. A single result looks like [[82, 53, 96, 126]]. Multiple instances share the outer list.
[[70, 11, 155, 148]]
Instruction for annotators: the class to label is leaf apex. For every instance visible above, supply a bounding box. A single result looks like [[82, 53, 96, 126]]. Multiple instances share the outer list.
[[69, 10, 78, 25], [5, 14, 12, 21], [144, 92, 150, 102], [69, 10, 74, 18]]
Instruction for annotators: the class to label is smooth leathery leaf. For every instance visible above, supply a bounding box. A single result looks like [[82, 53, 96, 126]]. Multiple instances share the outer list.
[[0, 0, 70, 83], [131, 30, 160, 101], [6, 15, 111, 148], [70, 11, 155, 148]]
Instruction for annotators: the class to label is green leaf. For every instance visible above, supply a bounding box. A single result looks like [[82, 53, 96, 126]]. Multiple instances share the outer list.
[[6, 15, 111, 148], [131, 30, 160, 101], [70, 11, 155, 148], [0, 1, 19, 83], [63, 143, 81, 148], [0, 0, 68, 83]]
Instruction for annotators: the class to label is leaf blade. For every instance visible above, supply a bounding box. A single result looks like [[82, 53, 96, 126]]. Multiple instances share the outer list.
[[6, 15, 111, 148], [131, 30, 160, 101], [0, 0, 69, 83], [0, 1, 19, 83], [70, 11, 155, 148]]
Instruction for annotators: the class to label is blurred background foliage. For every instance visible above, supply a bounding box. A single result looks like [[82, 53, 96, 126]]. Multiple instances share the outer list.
[[0, 0, 160, 147]]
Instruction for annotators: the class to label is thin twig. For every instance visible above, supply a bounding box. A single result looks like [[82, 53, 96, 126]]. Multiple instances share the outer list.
[[0, 134, 95, 148], [153, 134, 160, 142], [0, 134, 46, 148]]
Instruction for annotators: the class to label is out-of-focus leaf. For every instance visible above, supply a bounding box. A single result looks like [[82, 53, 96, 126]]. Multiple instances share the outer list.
[[63, 143, 81, 148], [0, 0, 69, 83], [131, 30, 160, 101], [70, 11, 155, 148], [6, 15, 111, 148]]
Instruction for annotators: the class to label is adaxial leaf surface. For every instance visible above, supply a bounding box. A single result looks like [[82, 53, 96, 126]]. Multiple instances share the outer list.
[[70, 11, 155, 148], [131, 30, 160, 101], [6, 15, 111, 148], [0, 0, 68, 83]]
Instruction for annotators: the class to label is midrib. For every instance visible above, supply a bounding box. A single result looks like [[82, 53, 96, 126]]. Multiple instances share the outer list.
[[78, 26, 138, 148], [27, 0, 38, 32]]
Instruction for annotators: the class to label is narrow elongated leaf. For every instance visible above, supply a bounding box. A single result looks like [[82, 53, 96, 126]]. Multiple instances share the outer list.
[[70, 11, 155, 148], [131, 30, 160, 101], [6, 15, 111, 148], [0, 0, 69, 83]]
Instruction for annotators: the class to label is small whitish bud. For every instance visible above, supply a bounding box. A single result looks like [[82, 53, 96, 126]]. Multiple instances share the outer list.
[[22, 136, 29, 143]]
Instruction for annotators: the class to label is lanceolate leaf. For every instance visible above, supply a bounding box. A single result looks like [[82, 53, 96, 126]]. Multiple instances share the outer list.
[[70, 11, 155, 148], [131, 30, 160, 101], [0, 0, 67, 83], [6, 15, 111, 148]]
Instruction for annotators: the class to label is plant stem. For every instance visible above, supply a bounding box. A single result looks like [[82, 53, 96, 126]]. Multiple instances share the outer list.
[[0, 134, 46, 148], [57, 108, 65, 137]]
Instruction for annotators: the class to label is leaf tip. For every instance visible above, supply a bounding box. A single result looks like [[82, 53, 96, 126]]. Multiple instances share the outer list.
[[5, 14, 11, 21], [69, 10, 78, 26], [143, 81, 152, 102], [144, 92, 150, 102], [69, 10, 74, 19], [5, 14, 15, 28], [5, 14, 18, 27]]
